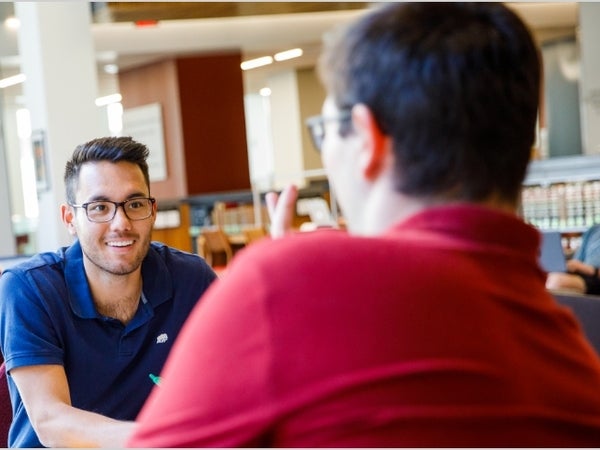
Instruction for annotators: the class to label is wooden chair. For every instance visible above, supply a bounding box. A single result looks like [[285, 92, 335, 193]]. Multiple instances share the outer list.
[[242, 225, 267, 245], [197, 227, 233, 274]]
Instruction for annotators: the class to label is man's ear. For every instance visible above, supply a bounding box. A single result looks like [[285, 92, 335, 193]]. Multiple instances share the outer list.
[[149, 197, 158, 227], [61, 204, 78, 237], [351, 104, 389, 180]]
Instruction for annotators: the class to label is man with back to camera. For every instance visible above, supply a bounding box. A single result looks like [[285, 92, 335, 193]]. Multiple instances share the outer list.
[[0, 136, 217, 447], [127, 3, 600, 447]]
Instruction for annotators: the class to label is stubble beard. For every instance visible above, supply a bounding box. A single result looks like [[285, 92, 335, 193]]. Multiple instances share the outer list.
[[83, 236, 151, 276]]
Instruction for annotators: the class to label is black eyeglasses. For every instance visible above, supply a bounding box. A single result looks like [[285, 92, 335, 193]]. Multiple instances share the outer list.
[[70, 197, 156, 223], [305, 110, 352, 152]]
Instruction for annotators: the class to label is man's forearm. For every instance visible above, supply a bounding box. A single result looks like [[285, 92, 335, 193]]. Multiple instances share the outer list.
[[33, 403, 137, 448]]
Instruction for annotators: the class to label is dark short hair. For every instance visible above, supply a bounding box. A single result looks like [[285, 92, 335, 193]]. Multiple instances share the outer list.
[[64, 136, 151, 204], [319, 2, 541, 204]]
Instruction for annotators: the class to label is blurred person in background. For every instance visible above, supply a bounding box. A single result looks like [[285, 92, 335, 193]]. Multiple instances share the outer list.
[[547, 224, 600, 294]]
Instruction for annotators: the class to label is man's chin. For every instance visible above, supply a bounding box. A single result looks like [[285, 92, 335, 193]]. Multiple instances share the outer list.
[[95, 258, 142, 276], [106, 263, 141, 276]]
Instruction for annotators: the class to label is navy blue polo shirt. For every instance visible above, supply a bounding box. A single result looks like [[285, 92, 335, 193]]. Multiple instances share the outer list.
[[0, 240, 216, 447]]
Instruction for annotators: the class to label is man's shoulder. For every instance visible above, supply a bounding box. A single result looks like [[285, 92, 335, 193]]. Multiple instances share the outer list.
[[146, 241, 213, 279], [240, 228, 353, 263], [149, 241, 204, 264], [0, 249, 71, 310], [1, 248, 68, 278], [143, 243, 215, 304], [586, 224, 600, 237]]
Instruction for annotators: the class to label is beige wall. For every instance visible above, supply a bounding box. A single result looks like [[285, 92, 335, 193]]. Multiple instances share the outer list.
[[297, 67, 327, 174]]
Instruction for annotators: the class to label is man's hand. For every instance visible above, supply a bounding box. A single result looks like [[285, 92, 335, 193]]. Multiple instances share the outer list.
[[546, 271, 587, 294], [10, 364, 136, 447], [265, 184, 298, 239], [566, 259, 596, 277]]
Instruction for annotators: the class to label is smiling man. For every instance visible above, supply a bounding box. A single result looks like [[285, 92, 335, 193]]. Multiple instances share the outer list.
[[0, 136, 217, 447]]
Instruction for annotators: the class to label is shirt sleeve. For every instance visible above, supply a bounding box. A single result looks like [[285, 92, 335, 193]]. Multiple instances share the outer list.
[[0, 270, 65, 370], [127, 253, 275, 447]]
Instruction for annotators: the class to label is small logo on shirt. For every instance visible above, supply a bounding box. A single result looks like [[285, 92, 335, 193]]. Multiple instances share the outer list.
[[156, 333, 168, 344]]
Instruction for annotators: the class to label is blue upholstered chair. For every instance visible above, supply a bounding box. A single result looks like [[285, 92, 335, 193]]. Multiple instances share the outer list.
[[554, 292, 600, 357]]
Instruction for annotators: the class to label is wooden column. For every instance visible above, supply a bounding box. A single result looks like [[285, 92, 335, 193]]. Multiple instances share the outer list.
[[118, 52, 251, 200]]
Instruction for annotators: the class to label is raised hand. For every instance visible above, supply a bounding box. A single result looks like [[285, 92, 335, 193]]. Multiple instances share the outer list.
[[265, 184, 298, 239]]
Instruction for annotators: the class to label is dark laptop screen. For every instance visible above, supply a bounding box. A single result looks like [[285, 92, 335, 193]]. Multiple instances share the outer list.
[[539, 231, 567, 273]]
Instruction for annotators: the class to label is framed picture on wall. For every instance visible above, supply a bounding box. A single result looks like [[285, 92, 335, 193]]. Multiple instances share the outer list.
[[32, 129, 50, 193]]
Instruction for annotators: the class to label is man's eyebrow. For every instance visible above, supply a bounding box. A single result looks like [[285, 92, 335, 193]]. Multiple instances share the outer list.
[[126, 192, 150, 199], [84, 192, 149, 202], [84, 195, 111, 202]]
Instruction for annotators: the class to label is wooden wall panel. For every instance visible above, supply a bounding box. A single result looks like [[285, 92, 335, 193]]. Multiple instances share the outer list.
[[118, 52, 250, 200], [151, 202, 192, 252], [176, 54, 251, 194]]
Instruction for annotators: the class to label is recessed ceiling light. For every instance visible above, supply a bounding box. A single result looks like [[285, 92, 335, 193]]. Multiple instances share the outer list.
[[0, 74, 26, 89], [103, 64, 119, 75], [4, 16, 20, 30], [241, 56, 273, 71], [274, 48, 303, 62], [95, 93, 122, 106]]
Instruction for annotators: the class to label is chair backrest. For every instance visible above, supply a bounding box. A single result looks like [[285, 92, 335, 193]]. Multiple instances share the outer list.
[[554, 292, 600, 356], [242, 226, 267, 245], [0, 362, 12, 447], [198, 227, 233, 268]]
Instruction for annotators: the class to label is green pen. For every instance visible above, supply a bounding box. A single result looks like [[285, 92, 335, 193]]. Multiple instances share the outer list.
[[149, 373, 162, 386]]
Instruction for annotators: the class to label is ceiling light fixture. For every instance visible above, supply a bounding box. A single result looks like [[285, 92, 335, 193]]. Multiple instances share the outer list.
[[103, 64, 119, 75], [95, 93, 122, 107], [241, 56, 274, 71], [274, 48, 303, 62], [0, 73, 26, 89], [4, 16, 20, 30]]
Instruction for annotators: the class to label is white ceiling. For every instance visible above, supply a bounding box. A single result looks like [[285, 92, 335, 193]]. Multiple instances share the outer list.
[[0, 2, 580, 95], [94, 2, 579, 60], [92, 6, 369, 93]]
